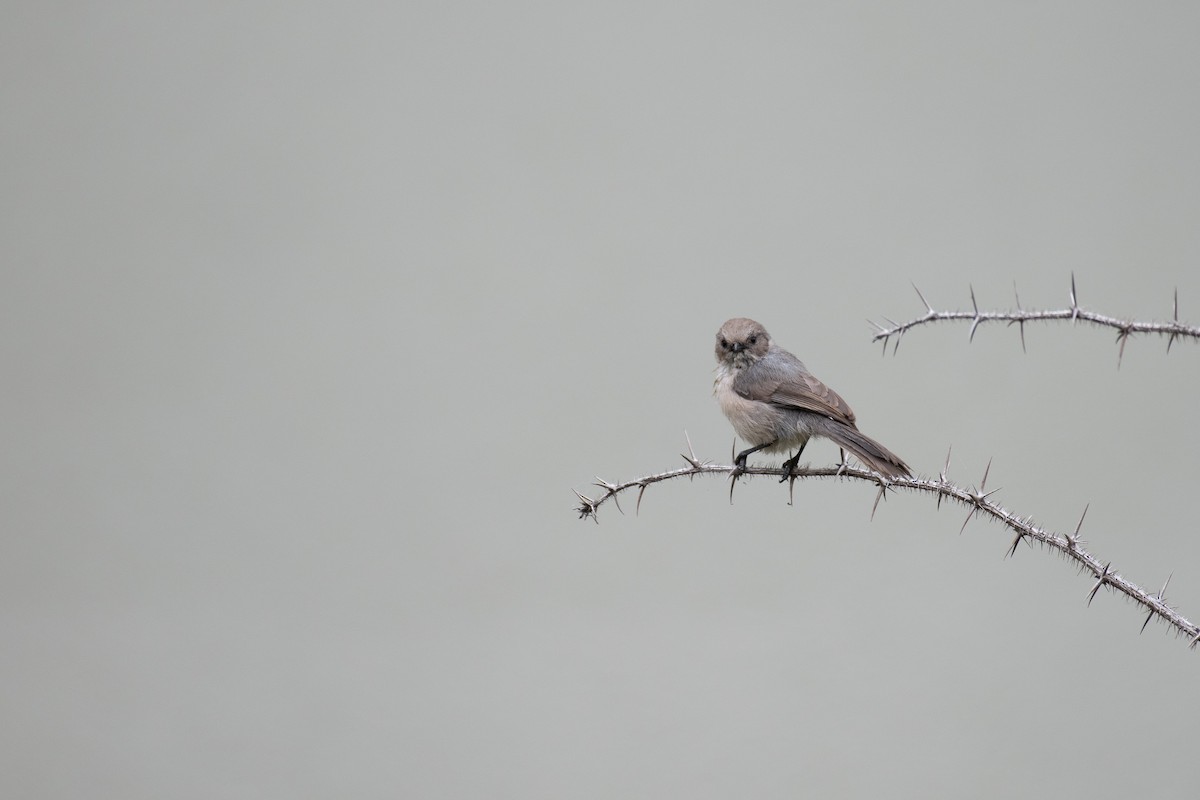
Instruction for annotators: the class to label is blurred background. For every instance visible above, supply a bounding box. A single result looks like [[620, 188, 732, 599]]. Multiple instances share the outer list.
[[4, 2, 1199, 797]]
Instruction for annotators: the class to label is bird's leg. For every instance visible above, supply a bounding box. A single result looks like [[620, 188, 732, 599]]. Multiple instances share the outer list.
[[734, 441, 776, 471], [834, 447, 848, 477], [779, 441, 808, 483]]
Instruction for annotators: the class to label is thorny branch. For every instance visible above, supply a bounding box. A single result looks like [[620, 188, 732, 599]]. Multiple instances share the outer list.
[[575, 445, 1199, 649], [870, 275, 1200, 365], [579, 279, 1199, 649]]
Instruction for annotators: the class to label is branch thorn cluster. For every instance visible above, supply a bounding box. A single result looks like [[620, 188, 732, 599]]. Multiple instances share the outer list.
[[575, 438, 1200, 649], [870, 274, 1198, 364]]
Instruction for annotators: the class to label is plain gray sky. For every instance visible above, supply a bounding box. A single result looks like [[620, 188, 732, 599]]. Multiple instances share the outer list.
[[3, 2, 1200, 797]]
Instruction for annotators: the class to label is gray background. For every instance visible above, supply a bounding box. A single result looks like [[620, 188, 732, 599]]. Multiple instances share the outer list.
[[4, 2, 1199, 797]]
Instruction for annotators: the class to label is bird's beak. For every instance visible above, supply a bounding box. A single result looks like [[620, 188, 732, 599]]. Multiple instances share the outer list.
[[730, 342, 745, 353]]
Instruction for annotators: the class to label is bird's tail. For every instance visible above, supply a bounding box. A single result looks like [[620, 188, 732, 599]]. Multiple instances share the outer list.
[[815, 419, 911, 479]]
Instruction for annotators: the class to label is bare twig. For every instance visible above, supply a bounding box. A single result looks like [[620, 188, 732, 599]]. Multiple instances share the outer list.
[[870, 276, 1200, 363], [575, 454, 1198, 648]]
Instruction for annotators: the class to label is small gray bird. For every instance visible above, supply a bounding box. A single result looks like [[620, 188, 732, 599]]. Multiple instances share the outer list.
[[714, 317, 910, 479]]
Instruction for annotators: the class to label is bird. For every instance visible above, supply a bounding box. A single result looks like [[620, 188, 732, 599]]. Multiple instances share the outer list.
[[713, 317, 910, 479]]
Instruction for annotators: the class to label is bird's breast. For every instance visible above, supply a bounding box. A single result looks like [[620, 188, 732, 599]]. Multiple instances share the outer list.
[[714, 367, 778, 446]]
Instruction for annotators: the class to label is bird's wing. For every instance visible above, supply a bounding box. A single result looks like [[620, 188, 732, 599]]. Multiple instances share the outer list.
[[733, 352, 857, 426]]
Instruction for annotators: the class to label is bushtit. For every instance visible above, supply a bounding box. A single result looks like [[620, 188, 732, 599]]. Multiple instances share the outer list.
[[714, 317, 910, 479]]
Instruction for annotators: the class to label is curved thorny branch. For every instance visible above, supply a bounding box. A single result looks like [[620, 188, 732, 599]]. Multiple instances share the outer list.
[[575, 444, 1199, 649], [870, 275, 1200, 365]]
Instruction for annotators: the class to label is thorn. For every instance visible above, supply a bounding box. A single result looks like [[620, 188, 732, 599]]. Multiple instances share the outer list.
[[1140, 574, 1174, 634], [595, 479, 624, 515], [1086, 562, 1112, 606], [977, 486, 1002, 503], [1069, 273, 1080, 322], [683, 430, 699, 466], [574, 490, 598, 522], [968, 285, 981, 342], [1012, 281, 1026, 353], [787, 473, 798, 505], [728, 470, 740, 504], [936, 446, 952, 510], [1066, 503, 1089, 548], [1006, 529, 1027, 558], [959, 508, 975, 535], [1168, 289, 1179, 353], [913, 282, 933, 313], [1190, 628, 1200, 649], [871, 483, 887, 520], [980, 458, 992, 491], [892, 332, 902, 356], [636, 482, 648, 515], [1116, 325, 1131, 369]]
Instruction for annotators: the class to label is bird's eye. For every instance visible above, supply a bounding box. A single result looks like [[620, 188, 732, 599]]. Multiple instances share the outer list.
[[748, 335, 757, 344], [719, 338, 728, 348]]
